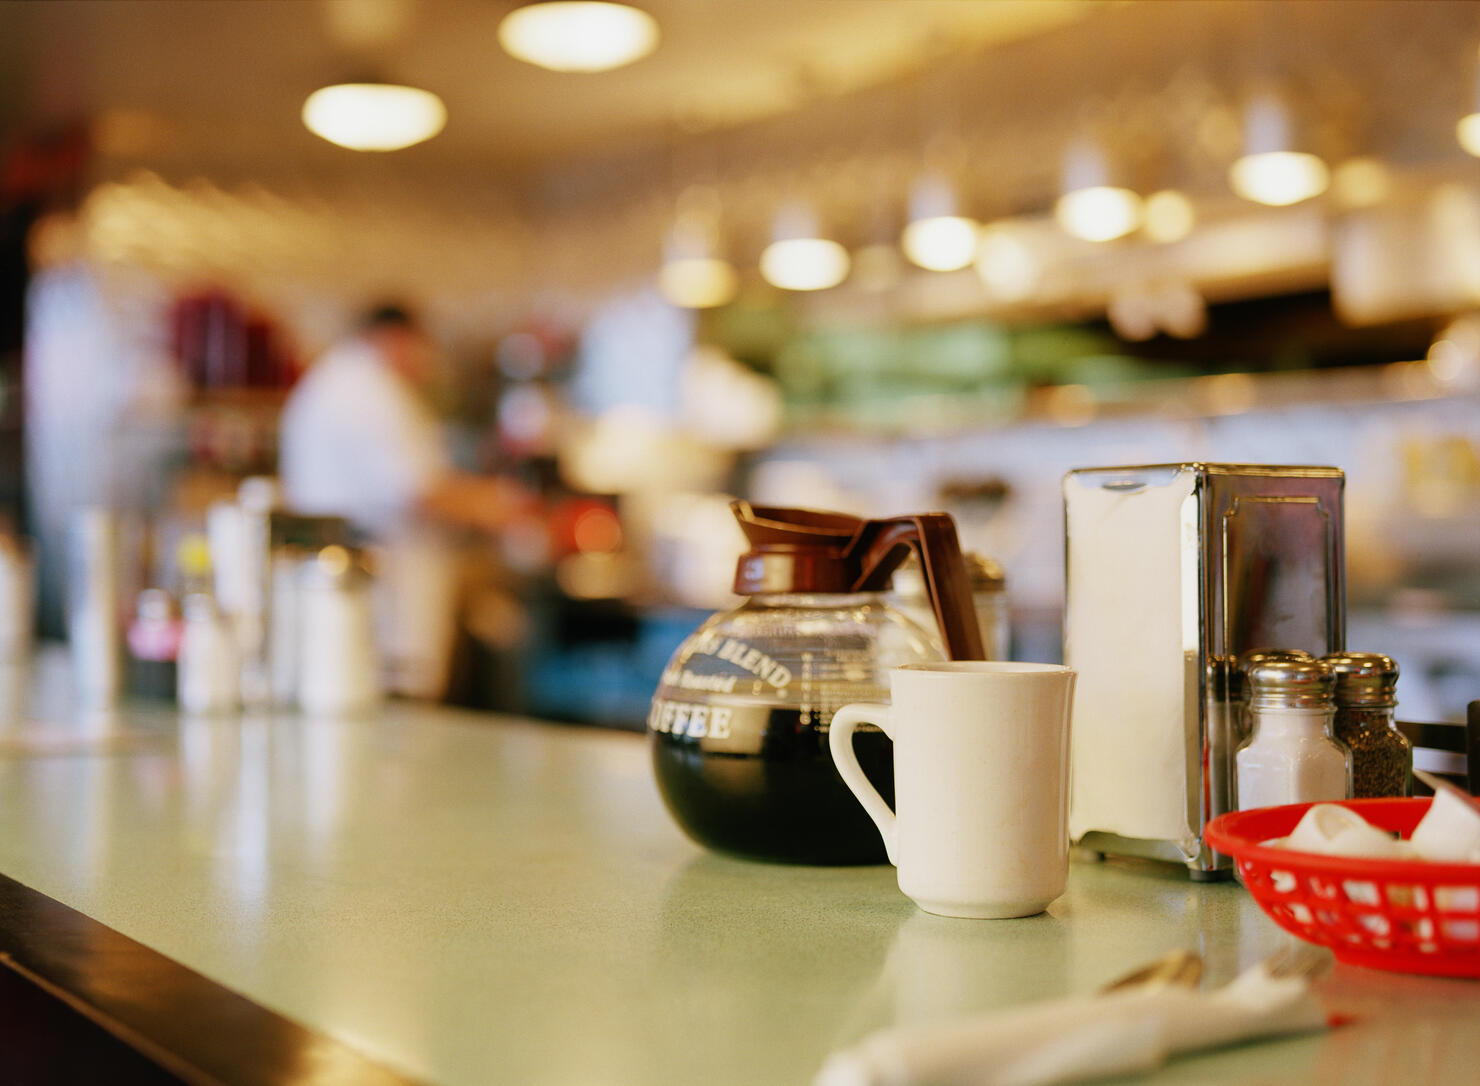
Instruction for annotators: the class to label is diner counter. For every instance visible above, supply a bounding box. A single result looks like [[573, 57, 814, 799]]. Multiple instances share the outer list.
[[0, 655, 1477, 1086]]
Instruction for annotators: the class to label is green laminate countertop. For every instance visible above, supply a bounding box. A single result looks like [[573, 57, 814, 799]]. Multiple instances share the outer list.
[[0, 655, 1477, 1086]]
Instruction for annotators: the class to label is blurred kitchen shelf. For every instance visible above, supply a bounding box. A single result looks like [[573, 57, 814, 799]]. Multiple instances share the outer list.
[[780, 361, 1476, 441]]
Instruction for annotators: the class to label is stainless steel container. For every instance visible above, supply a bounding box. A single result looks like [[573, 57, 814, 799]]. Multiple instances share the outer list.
[[1063, 463, 1345, 878], [68, 507, 122, 708]]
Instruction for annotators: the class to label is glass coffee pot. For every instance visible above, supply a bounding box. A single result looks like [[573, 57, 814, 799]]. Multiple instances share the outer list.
[[649, 502, 984, 864]]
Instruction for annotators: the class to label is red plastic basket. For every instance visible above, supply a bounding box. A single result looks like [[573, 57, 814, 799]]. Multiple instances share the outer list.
[[1204, 798, 1480, 978]]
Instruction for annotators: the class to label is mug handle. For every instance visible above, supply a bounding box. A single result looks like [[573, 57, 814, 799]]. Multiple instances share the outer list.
[[829, 703, 898, 866]]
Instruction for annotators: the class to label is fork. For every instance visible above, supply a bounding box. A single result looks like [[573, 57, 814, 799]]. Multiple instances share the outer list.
[[1254, 941, 1334, 982], [1098, 948, 1204, 993]]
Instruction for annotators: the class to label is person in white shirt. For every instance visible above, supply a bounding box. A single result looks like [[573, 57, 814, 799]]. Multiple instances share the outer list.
[[279, 305, 530, 698]]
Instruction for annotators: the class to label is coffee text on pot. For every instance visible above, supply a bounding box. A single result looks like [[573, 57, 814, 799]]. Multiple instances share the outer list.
[[648, 697, 734, 740]]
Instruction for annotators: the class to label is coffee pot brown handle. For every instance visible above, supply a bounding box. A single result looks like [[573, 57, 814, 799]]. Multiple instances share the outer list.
[[847, 515, 985, 661]]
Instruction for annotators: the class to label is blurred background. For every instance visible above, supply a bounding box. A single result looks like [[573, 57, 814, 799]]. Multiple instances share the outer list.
[[1, 0, 1477, 728]]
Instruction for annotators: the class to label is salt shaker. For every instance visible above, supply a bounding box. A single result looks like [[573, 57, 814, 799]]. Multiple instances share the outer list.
[[177, 592, 240, 715], [297, 545, 380, 716], [235, 476, 279, 708], [267, 546, 307, 707], [1321, 652, 1411, 798], [1236, 658, 1350, 810]]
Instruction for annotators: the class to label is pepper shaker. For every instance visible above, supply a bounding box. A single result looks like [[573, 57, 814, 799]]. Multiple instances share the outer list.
[[1322, 652, 1411, 798]]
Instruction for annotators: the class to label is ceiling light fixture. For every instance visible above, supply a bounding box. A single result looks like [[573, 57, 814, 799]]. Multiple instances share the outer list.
[[1458, 56, 1480, 157], [498, 1, 659, 73], [1229, 90, 1329, 206], [900, 173, 978, 272], [1054, 140, 1142, 243], [658, 195, 738, 309], [659, 256, 738, 311], [759, 202, 849, 292], [302, 82, 446, 151], [1142, 190, 1196, 244], [1459, 116, 1480, 158]]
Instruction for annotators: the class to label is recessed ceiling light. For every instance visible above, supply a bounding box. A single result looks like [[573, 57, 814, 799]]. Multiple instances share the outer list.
[[498, 2, 659, 73], [302, 83, 446, 151]]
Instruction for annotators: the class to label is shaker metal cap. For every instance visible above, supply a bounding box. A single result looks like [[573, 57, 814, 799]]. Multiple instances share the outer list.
[[964, 552, 1006, 590], [1321, 652, 1399, 707], [1231, 648, 1313, 700], [298, 544, 371, 589], [1247, 658, 1334, 709], [1239, 648, 1315, 668]]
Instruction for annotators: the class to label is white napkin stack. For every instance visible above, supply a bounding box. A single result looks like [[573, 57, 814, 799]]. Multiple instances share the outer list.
[[1408, 790, 1480, 863], [1271, 796, 1480, 864]]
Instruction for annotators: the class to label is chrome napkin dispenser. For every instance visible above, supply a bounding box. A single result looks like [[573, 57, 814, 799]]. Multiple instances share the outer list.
[[1063, 464, 1345, 879]]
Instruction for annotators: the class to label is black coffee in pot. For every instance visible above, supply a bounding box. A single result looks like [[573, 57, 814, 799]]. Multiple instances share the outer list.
[[651, 704, 894, 865]]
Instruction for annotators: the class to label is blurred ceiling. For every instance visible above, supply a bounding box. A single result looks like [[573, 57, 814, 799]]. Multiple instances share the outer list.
[[0, 0, 1100, 181], [9, 0, 1480, 330]]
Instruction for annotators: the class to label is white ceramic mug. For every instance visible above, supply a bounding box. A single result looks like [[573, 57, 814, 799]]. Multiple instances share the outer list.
[[830, 661, 1076, 919]]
